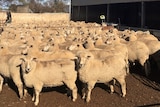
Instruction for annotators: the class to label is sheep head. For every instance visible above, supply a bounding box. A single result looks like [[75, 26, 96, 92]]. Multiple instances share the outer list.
[[20, 56, 37, 74], [76, 51, 94, 68]]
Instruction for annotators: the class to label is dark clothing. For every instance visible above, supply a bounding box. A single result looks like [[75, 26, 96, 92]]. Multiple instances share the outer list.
[[6, 11, 12, 23]]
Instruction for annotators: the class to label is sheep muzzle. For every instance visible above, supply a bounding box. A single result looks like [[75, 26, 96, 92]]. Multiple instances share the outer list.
[[25, 68, 31, 74]]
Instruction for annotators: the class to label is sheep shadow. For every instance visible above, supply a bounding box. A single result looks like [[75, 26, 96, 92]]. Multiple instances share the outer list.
[[4, 78, 20, 97], [136, 103, 160, 107], [5, 77, 84, 100], [128, 53, 160, 85], [96, 82, 121, 96], [77, 80, 121, 98], [23, 79, 87, 100], [128, 54, 160, 92]]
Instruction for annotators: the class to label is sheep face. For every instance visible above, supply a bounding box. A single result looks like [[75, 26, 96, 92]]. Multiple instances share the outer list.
[[41, 43, 51, 52], [21, 57, 36, 74], [77, 51, 93, 68], [79, 55, 90, 68], [68, 43, 84, 51]]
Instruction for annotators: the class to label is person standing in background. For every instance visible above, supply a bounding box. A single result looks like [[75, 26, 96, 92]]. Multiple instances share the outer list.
[[5, 10, 12, 23]]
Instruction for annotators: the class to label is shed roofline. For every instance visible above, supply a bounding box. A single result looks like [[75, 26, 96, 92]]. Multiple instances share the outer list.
[[72, 0, 158, 6]]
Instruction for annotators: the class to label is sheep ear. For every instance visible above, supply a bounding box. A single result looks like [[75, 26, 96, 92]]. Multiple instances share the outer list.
[[31, 57, 37, 61], [20, 58, 25, 62]]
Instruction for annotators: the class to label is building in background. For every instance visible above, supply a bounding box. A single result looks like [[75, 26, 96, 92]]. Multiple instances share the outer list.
[[71, 0, 160, 30], [16, 5, 32, 13]]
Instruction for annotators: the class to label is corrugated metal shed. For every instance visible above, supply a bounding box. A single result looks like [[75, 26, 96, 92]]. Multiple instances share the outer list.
[[71, 0, 160, 31], [72, 0, 158, 6]]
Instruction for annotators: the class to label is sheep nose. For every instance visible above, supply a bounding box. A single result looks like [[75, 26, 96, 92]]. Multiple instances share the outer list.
[[79, 64, 83, 68], [25, 68, 30, 73]]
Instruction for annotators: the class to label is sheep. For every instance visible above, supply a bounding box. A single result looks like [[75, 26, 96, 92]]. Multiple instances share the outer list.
[[135, 30, 158, 41], [121, 30, 159, 76], [137, 39, 160, 55], [76, 51, 127, 102], [68, 42, 86, 51], [138, 39, 160, 75], [126, 41, 149, 67], [81, 35, 129, 73], [0, 54, 25, 99], [107, 35, 150, 76], [0, 43, 27, 55], [94, 36, 108, 49], [41, 41, 60, 52], [68, 37, 129, 74], [20, 55, 78, 106], [22, 41, 76, 61], [41, 39, 77, 51], [83, 38, 96, 50]]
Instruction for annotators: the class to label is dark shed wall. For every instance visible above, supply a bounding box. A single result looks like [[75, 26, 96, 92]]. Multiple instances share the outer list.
[[109, 3, 141, 27], [71, 3, 141, 26], [71, 6, 86, 21], [145, 1, 160, 29], [72, 0, 158, 6], [71, 4, 107, 23], [71, 0, 160, 30], [87, 5, 107, 23]]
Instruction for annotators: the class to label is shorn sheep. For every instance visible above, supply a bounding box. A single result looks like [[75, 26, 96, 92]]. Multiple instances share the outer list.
[[20, 55, 78, 106], [0, 54, 25, 99], [106, 35, 150, 76], [76, 51, 127, 102]]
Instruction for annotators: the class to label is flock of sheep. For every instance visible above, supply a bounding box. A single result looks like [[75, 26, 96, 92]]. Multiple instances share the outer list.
[[0, 20, 160, 106]]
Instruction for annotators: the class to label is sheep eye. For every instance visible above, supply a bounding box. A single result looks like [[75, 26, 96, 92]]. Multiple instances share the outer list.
[[77, 44, 80, 47], [30, 45, 33, 48], [49, 39, 52, 42], [87, 56, 91, 59]]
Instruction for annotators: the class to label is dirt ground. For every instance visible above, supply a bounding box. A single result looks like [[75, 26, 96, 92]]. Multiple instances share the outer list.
[[0, 63, 160, 107]]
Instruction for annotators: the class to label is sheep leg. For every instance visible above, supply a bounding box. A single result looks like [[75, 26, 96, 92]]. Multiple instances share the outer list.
[[32, 89, 35, 102], [23, 86, 28, 98], [0, 75, 4, 92], [86, 81, 96, 102], [139, 58, 150, 76], [108, 79, 116, 94], [139, 58, 146, 67], [116, 76, 126, 97], [109, 85, 114, 94], [64, 81, 77, 102], [82, 83, 87, 99], [34, 86, 42, 106], [11, 74, 23, 99]]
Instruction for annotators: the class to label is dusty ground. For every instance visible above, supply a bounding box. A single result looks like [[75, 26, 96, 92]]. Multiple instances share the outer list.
[[0, 63, 160, 107]]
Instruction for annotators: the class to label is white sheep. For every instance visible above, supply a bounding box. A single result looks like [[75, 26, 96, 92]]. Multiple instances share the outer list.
[[107, 35, 150, 76], [76, 51, 127, 102], [68, 40, 129, 74], [20, 55, 78, 106], [22, 42, 76, 61], [121, 30, 159, 76], [0, 54, 25, 99]]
